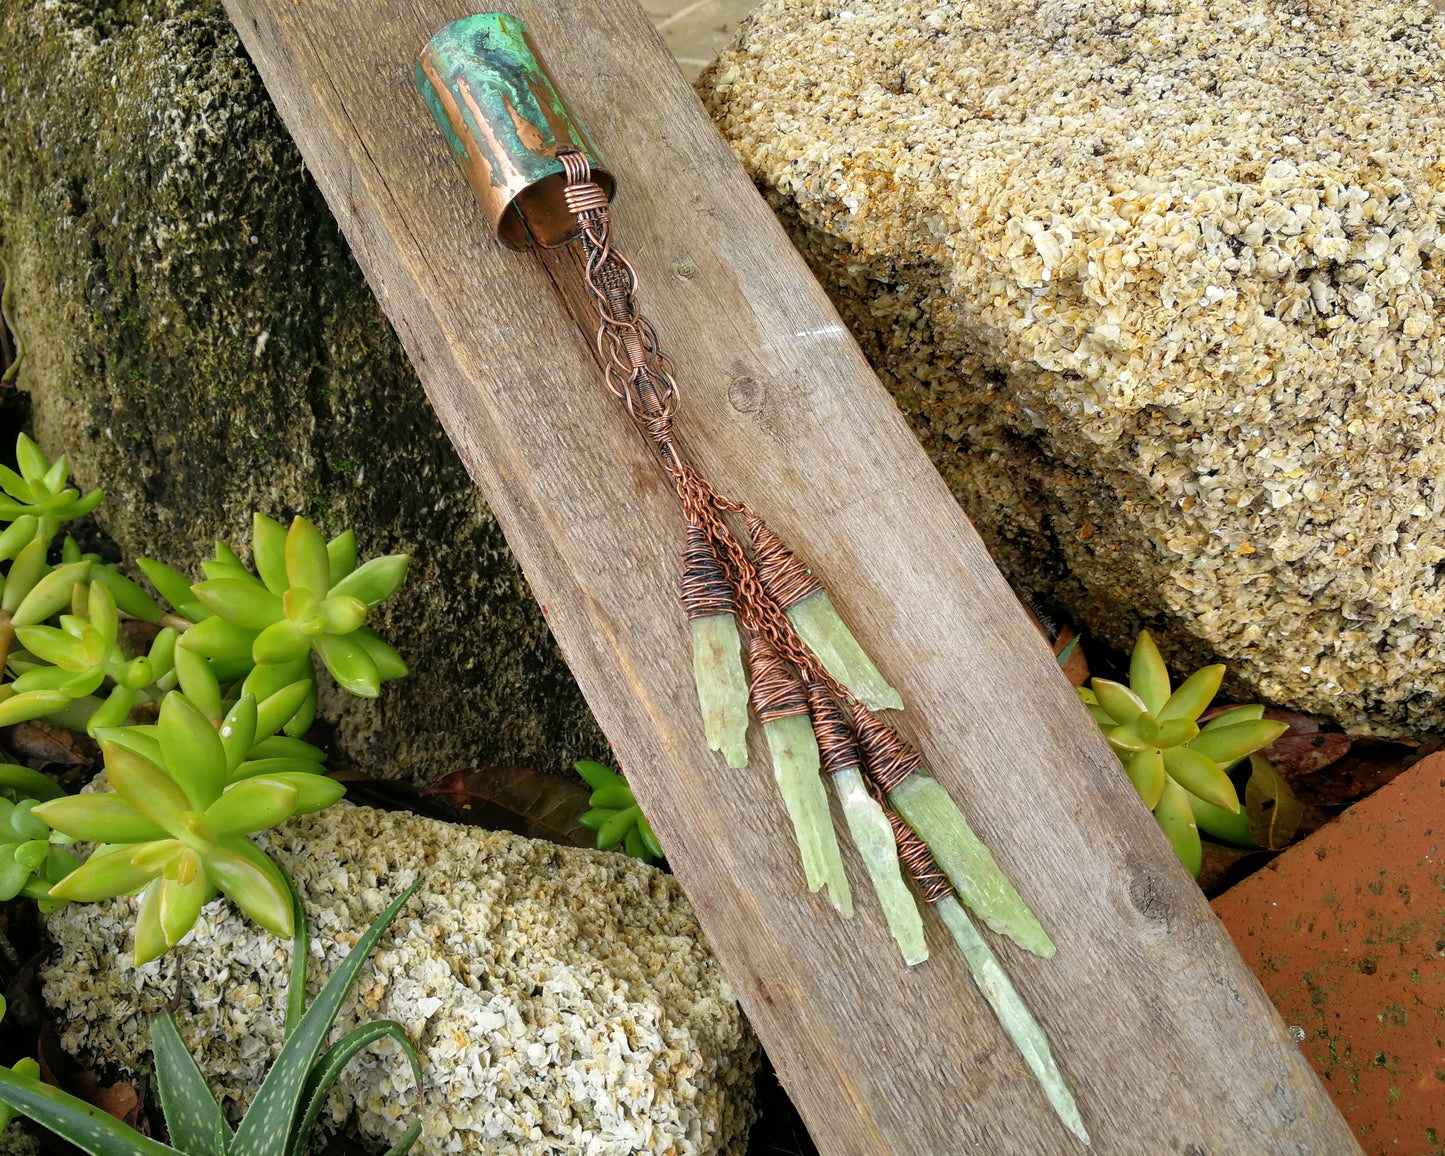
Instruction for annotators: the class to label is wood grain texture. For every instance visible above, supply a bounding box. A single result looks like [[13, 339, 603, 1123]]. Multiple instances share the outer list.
[[219, 2, 1360, 1153]]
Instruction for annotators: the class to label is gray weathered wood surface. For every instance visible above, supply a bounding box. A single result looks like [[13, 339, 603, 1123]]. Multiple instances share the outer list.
[[220, 1, 1359, 1152]]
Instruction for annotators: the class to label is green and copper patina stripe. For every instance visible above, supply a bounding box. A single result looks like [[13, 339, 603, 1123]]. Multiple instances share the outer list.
[[416, 12, 613, 249]]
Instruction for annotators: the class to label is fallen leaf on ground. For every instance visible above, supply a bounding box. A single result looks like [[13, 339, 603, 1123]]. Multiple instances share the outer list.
[[425, 766, 594, 847], [1245, 753, 1305, 851]]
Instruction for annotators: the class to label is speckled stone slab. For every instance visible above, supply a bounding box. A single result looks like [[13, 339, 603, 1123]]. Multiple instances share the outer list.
[[39, 805, 758, 1156], [699, 0, 1445, 736]]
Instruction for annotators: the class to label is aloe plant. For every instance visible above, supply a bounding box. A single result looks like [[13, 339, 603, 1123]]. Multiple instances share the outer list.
[[0, 878, 424, 1156], [1081, 631, 1288, 875]]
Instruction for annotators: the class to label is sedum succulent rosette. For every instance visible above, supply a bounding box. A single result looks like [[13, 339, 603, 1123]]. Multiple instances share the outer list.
[[33, 687, 343, 963], [1080, 631, 1288, 876]]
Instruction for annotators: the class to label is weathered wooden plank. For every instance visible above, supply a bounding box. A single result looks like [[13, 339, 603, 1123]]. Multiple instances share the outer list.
[[219, 1, 1360, 1153]]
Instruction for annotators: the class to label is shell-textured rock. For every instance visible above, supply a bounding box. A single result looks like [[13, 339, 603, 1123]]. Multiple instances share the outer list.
[[699, 0, 1445, 735], [40, 804, 759, 1156]]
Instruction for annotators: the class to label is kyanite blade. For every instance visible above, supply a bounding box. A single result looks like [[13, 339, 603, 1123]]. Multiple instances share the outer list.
[[785, 590, 903, 712], [762, 713, 852, 917], [690, 613, 749, 768], [833, 766, 926, 964]]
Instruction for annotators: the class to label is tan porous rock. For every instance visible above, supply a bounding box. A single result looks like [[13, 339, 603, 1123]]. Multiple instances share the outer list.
[[699, 0, 1445, 735], [40, 804, 759, 1156]]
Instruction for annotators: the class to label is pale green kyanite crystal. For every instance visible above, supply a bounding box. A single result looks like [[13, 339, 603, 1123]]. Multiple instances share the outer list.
[[937, 896, 1090, 1145], [690, 613, 749, 768], [832, 766, 927, 964], [785, 590, 903, 712], [762, 714, 852, 917], [889, 772, 1054, 958]]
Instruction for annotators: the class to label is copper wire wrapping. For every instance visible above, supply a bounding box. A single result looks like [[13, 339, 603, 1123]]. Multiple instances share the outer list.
[[748, 635, 809, 722], [851, 703, 924, 793], [884, 806, 953, 904], [747, 516, 822, 610], [807, 681, 861, 775], [680, 524, 735, 618]]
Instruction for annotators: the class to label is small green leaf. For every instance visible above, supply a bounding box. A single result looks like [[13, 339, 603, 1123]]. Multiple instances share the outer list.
[[1186, 719, 1290, 766], [253, 679, 314, 744], [13, 625, 89, 670], [47, 843, 156, 901], [319, 595, 366, 635], [206, 836, 294, 939], [1201, 704, 1265, 731], [326, 531, 357, 587], [351, 628, 407, 682], [86, 686, 137, 737], [88, 582, 119, 647], [0, 690, 71, 727], [1162, 746, 1239, 813], [638, 815, 663, 859], [133, 878, 169, 965], [1124, 746, 1167, 809], [229, 758, 333, 783], [181, 617, 260, 663], [32, 793, 170, 844], [1, 537, 49, 614], [252, 515, 290, 596], [93, 726, 163, 767], [0, 517, 39, 561], [1128, 630, 1171, 714], [104, 742, 191, 830], [0, 465, 34, 503], [588, 783, 635, 810], [312, 633, 380, 697], [174, 645, 223, 720], [192, 580, 284, 631], [14, 435, 47, 482], [159, 694, 227, 810], [247, 736, 326, 763], [578, 808, 612, 830], [137, 558, 203, 617], [1091, 679, 1147, 726], [328, 554, 409, 607], [11, 560, 92, 627], [204, 779, 299, 837], [1189, 792, 1256, 848], [0, 763, 64, 801], [575, 761, 623, 790], [253, 619, 310, 665], [1156, 664, 1226, 724], [157, 855, 207, 948], [1153, 777, 1203, 878], [91, 567, 163, 624], [219, 696, 258, 774], [596, 806, 638, 849], [284, 517, 330, 596]]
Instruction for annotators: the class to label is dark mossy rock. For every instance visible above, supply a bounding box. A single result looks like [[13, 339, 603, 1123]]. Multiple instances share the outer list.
[[0, 0, 605, 781]]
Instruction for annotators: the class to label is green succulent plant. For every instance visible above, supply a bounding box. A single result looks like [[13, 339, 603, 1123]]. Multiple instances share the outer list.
[[33, 687, 343, 963], [575, 760, 663, 864], [1080, 631, 1288, 876], [0, 877, 423, 1156]]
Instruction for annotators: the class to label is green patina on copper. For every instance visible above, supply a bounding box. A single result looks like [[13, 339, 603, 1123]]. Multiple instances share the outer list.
[[416, 12, 613, 248]]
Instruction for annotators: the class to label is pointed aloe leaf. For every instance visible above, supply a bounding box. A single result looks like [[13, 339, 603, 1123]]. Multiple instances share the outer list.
[[137, 558, 204, 617], [1090, 678, 1147, 726], [284, 518, 330, 596], [327, 555, 408, 608], [351, 627, 408, 682], [160, 694, 227, 810], [287, 1021, 421, 1156], [1156, 664, 1226, 723], [0, 1063, 183, 1156], [1187, 719, 1289, 767], [1128, 630, 1171, 714], [12, 560, 92, 627], [325, 531, 357, 588], [252, 515, 290, 596], [193, 580, 284, 632], [32, 793, 170, 844], [1154, 777, 1203, 877], [229, 876, 424, 1156], [311, 633, 380, 697], [1162, 746, 1239, 812], [150, 1013, 231, 1156]]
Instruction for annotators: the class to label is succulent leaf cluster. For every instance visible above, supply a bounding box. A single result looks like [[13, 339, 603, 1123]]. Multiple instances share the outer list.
[[575, 760, 662, 864], [0, 879, 423, 1156], [0, 433, 411, 958], [1081, 631, 1287, 875]]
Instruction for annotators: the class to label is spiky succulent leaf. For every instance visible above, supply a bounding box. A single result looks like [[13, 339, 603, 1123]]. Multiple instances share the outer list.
[[0, 517, 40, 560], [13, 435, 47, 481], [13, 625, 88, 670], [1189, 793, 1257, 847], [1156, 664, 1226, 724], [174, 645, 224, 720], [254, 680, 313, 744], [286, 1022, 420, 1156], [87, 582, 119, 648], [228, 876, 423, 1156], [150, 1013, 231, 1156], [94, 725, 163, 768], [0, 763, 65, 801], [1128, 631, 1171, 714], [133, 878, 169, 965], [220, 696, 259, 773], [0, 1062, 182, 1156], [90, 566, 163, 624], [319, 595, 366, 635]]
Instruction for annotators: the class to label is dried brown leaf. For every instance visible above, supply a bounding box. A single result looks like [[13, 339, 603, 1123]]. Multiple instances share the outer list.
[[1266, 731, 1353, 779], [1245, 753, 1305, 851], [425, 766, 593, 848], [5, 721, 96, 769]]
